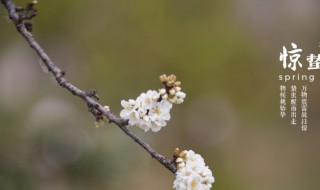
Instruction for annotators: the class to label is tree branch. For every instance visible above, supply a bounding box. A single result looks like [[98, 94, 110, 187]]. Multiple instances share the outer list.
[[1, 0, 177, 174]]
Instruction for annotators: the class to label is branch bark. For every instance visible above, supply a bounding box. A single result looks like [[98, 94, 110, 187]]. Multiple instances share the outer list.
[[1, 0, 177, 174]]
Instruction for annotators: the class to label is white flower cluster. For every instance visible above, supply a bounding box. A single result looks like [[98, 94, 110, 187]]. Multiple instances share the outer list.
[[173, 150, 215, 190], [120, 90, 172, 132], [120, 74, 186, 132]]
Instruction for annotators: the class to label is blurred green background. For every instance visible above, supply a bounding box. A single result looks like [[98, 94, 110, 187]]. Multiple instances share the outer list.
[[1, 0, 320, 189]]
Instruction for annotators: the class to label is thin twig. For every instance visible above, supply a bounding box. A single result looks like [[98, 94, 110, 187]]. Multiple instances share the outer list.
[[1, 0, 177, 174]]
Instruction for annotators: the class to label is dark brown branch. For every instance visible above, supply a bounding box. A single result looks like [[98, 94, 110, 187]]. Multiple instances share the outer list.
[[1, 0, 177, 174]]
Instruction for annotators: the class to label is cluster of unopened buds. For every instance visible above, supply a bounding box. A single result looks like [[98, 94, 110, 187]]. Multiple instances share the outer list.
[[159, 74, 186, 104], [173, 149, 215, 190], [119, 74, 186, 132]]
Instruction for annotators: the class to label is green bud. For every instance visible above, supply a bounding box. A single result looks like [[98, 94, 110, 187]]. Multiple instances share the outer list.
[[95, 121, 101, 128], [159, 74, 167, 82], [167, 81, 174, 87], [102, 116, 108, 122], [174, 148, 180, 157]]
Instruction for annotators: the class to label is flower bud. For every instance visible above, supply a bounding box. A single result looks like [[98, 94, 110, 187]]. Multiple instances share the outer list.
[[176, 91, 186, 99], [162, 94, 168, 99], [174, 148, 180, 157], [167, 81, 174, 87], [104, 105, 110, 111], [176, 157, 183, 163], [102, 116, 108, 122], [169, 89, 175, 95], [179, 150, 187, 158], [160, 74, 167, 82], [168, 74, 176, 82], [177, 162, 185, 168], [176, 98, 184, 104], [95, 121, 100, 128], [159, 88, 166, 95]]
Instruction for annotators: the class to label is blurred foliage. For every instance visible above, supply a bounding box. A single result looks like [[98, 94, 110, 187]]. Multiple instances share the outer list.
[[1, 0, 320, 189]]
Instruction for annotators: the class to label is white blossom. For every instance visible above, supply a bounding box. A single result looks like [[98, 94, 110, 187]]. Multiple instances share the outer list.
[[120, 99, 140, 126], [120, 90, 173, 132], [173, 150, 214, 190]]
